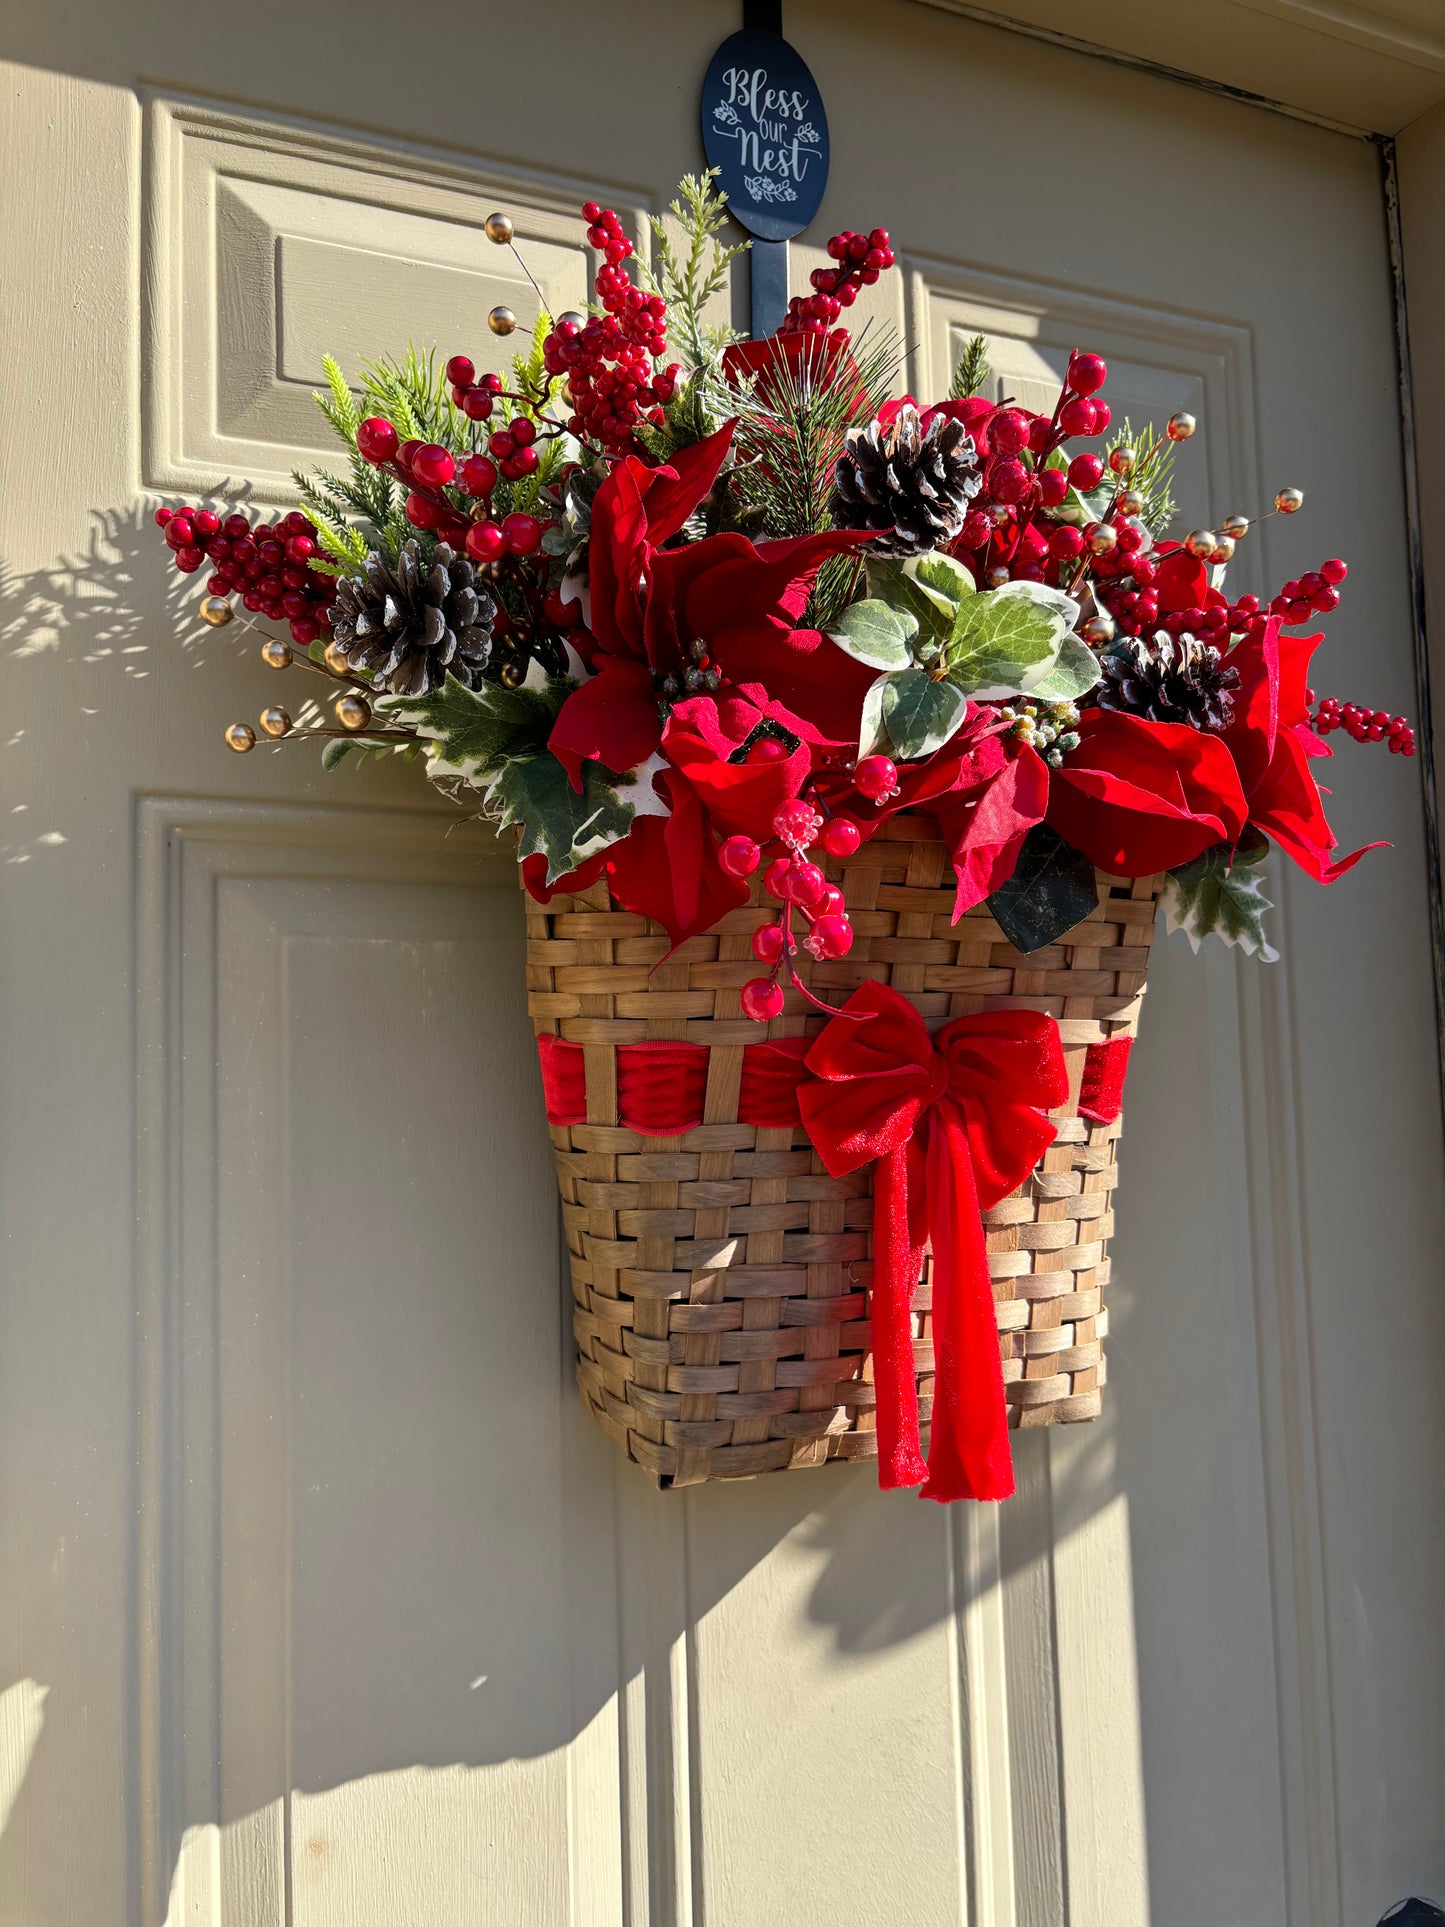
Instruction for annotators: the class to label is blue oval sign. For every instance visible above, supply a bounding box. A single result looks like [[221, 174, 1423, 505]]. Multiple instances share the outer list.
[[701, 29, 830, 243]]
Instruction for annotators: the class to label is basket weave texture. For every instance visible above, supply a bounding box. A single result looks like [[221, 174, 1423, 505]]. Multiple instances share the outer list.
[[524, 813, 1159, 1488]]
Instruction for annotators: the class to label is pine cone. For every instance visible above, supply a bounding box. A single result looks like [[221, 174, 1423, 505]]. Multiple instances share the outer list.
[[830, 404, 982, 556], [1095, 632, 1240, 731], [328, 540, 495, 696]]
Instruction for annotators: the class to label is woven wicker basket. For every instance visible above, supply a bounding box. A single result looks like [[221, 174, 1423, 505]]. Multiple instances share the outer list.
[[523, 813, 1159, 1488]]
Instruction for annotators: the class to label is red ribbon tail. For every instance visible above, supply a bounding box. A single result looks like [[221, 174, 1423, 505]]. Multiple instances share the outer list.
[[870, 1144, 930, 1490], [918, 1106, 1015, 1503]]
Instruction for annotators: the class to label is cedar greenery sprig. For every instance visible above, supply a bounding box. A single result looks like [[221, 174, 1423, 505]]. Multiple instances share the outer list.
[[644, 168, 750, 371], [949, 334, 991, 400]]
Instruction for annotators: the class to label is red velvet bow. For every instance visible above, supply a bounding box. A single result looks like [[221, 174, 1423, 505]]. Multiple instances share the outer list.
[[798, 983, 1069, 1502]]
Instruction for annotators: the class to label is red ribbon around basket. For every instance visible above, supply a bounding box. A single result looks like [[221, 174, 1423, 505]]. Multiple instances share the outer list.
[[797, 982, 1069, 1503]]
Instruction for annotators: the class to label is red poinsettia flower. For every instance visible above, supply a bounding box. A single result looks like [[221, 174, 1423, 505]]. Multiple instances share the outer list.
[[525, 686, 817, 948], [606, 686, 815, 947], [1150, 544, 1228, 619], [550, 426, 872, 783], [1221, 614, 1385, 881], [1046, 708, 1249, 876]]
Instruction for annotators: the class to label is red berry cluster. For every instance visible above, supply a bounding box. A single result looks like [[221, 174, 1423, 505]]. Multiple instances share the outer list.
[[943, 351, 1114, 591], [1268, 556, 1347, 624], [353, 407, 547, 564], [541, 203, 678, 454], [1311, 698, 1415, 755], [779, 227, 896, 335], [719, 758, 901, 1021], [444, 354, 506, 426], [154, 506, 333, 647]]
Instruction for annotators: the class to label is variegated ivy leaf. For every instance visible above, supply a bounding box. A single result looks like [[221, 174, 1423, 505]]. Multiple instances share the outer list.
[[866, 552, 972, 645], [1161, 837, 1279, 962], [1019, 631, 1102, 703], [861, 666, 969, 760], [828, 598, 917, 669], [945, 580, 1081, 699]]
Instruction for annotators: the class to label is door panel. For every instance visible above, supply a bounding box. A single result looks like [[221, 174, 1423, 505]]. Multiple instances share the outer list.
[[3, 3, 1442, 1923]]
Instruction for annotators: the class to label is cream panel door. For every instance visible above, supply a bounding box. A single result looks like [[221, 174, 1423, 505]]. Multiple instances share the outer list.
[[2, 3, 1442, 1925]]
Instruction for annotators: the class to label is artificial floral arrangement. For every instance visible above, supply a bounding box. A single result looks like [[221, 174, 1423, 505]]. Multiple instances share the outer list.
[[154, 174, 1413, 1499]]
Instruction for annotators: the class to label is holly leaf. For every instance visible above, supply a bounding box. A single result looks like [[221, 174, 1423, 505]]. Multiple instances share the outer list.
[[378, 672, 573, 787], [872, 667, 969, 759], [827, 598, 917, 669], [488, 752, 636, 884], [945, 581, 1080, 699], [986, 823, 1099, 953], [1161, 833, 1279, 962], [1020, 632, 1102, 702]]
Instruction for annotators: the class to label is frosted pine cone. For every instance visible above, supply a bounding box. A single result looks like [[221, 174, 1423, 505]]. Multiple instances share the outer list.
[[328, 541, 495, 696]]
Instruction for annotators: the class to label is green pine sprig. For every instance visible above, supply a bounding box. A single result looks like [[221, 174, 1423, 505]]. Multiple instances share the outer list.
[[949, 334, 991, 400]]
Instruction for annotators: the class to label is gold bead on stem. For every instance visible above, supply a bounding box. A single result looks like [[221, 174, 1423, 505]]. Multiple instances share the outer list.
[[1081, 614, 1116, 646], [1210, 536, 1236, 564], [258, 705, 292, 739], [1220, 514, 1250, 541], [261, 639, 293, 670], [1119, 489, 1145, 517], [225, 723, 256, 753], [200, 596, 234, 628], [484, 211, 515, 245], [1108, 445, 1136, 477], [1085, 521, 1118, 555], [1184, 528, 1218, 559], [557, 310, 586, 332], [984, 564, 1011, 589], [1166, 411, 1197, 442], [1274, 486, 1304, 514], [323, 642, 352, 678], [335, 693, 372, 732], [559, 378, 575, 407], [488, 305, 517, 337]]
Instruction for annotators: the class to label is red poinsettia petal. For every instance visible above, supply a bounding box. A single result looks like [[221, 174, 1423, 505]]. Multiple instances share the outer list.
[[643, 528, 869, 679], [1047, 709, 1248, 876], [606, 807, 748, 951], [638, 421, 737, 545], [1247, 727, 1387, 882], [1154, 548, 1209, 616], [935, 742, 1051, 918], [586, 457, 651, 662], [708, 626, 878, 747], [548, 655, 660, 788], [520, 845, 611, 904]]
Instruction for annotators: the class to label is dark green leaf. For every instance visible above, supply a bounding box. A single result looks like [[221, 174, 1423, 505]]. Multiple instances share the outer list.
[[986, 824, 1099, 953]]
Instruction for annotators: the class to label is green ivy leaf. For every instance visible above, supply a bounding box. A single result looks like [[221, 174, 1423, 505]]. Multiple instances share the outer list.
[[946, 581, 1080, 698], [986, 824, 1099, 953], [828, 598, 917, 669], [875, 667, 969, 759], [903, 550, 976, 607], [378, 672, 573, 787], [489, 752, 636, 885], [1020, 632, 1103, 702], [1161, 834, 1279, 962], [866, 556, 961, 646]]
